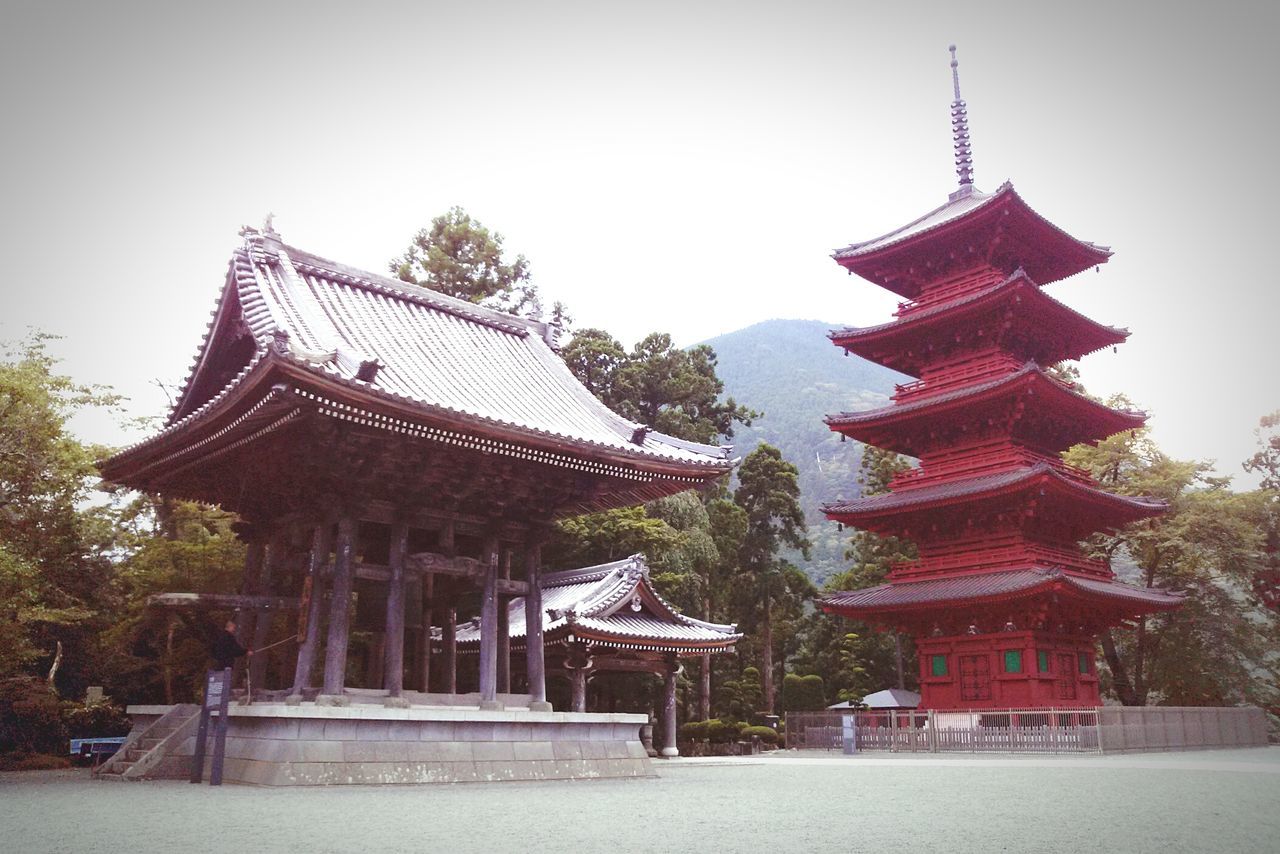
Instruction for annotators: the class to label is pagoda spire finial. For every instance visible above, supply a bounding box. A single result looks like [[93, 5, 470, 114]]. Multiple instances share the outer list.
[[949, 44, 975, 195]]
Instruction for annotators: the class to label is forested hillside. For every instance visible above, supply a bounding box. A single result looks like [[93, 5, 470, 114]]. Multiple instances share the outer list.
[[700, 319, 909, 583]]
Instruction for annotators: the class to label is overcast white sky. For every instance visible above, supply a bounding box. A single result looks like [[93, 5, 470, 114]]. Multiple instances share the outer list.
[[1, 0, 1276, 486]]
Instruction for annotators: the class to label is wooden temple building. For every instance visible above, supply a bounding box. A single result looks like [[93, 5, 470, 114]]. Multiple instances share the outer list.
[[818, 48, 1182, 710], [98, 222, 736, 784], [456, 555, 741, 755]]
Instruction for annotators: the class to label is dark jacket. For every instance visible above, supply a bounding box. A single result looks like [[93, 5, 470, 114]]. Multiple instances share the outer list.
[[212, 630, 247, 670]]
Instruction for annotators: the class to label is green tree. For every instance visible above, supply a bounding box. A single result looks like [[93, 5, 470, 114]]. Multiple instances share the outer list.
[[560, 329, 628, 406], [100, 498, 246, 704], [1066, 423, 1279, 707], [389, 206, 540, 316], [795, 445, 918, 701], [1243, 411, 1280, 612], [734, 443, 810, 713], [0, 334, 121, 694], [562, 329, 756, 445]]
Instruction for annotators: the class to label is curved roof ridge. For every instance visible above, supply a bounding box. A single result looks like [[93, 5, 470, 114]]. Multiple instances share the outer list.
[[834, 185, 998, 257]]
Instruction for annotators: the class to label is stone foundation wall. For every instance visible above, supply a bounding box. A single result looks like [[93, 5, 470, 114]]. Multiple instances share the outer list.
[[126, 705, 652, 786]]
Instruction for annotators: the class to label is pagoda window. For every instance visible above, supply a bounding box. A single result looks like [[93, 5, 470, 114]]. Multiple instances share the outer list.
[[930, 654, 949, 677], [1003, 650, 1022, 674], [1037, 650, 1050, 673]]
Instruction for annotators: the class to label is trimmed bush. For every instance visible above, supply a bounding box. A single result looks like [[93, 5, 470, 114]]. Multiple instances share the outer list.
[[741, 725, 780, 746], [707, 719, 746, 744], [680, 720, 711, 742], [780, 673, 827, 711]]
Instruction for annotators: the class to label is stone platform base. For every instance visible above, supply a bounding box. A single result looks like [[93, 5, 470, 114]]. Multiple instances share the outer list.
[[126, 696, 652, 786]]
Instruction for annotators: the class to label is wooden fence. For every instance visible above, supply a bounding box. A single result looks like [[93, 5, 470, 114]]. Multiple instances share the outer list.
[[786, 706, 1268, 754]]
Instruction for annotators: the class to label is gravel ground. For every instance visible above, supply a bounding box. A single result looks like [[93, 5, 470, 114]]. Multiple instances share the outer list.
[[2, 748, 1276, 854]]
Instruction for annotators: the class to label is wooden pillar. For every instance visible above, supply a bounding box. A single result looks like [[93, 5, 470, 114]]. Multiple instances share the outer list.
[[523, 540, 551, 711], [442, 607, 457, 693], [496, 549, 511, 695], [418, 592, 433, 693], [661, 656, 679, 757], [478, 534, 501, 709], [289, 521, 332, 700], [699, 652, 712, 722], [319, 515, 358, 703], [383, 520, 409, 704], [567, 640, 591, 713], [249, 530, 288, 690], [571, 668, 588, 713], [233, 536, 266, 687]]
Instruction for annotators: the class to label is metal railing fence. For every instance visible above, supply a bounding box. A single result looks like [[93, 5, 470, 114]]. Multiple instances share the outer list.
[[785, 706, 1267, 754]]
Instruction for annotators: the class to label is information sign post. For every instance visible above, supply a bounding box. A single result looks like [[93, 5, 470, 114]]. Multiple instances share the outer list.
[[190, 668, 232, 785]]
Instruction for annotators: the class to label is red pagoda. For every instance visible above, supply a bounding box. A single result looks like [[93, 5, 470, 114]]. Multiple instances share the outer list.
[[819, 48, 1182, 710]]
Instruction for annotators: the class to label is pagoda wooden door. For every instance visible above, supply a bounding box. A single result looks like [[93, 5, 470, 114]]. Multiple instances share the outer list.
[[1054, 653, 1077, 700], [959, 654, 991, 702]]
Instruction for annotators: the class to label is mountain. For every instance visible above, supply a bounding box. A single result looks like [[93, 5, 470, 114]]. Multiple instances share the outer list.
[[700, 318, 910, 585]]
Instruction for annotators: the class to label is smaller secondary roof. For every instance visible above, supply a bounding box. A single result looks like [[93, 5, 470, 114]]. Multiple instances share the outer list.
[[832, 183, 1112, 297], [456, 555, 741, 656]]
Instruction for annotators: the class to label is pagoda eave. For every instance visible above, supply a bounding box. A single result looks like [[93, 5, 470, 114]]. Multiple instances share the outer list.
[[829, 272, 1129, 376], [833, 184, 1112, 297], [820, 569, 1183, 620], [822, 464, 1166, 537], [824, 364, 1147, 456]]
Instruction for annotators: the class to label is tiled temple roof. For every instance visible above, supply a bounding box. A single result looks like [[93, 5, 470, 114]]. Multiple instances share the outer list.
[[456, 555, 740, 655], [821, 567, 1182, 614], [104, 227, 734, 482]]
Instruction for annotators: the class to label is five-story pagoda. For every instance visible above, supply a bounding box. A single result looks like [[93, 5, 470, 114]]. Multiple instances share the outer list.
[[819, 48, 1182, 710]]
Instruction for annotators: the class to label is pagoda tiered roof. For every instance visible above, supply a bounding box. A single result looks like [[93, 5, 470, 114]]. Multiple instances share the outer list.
[[829, 269, 1129, 376], [822, 463, 1166, 539], [825, 362, 1148, 457], [456, 555, 741, 655], [100, 228, 735, 517], [821, 567, 1182, 616], [832, 183, 1112, 297]]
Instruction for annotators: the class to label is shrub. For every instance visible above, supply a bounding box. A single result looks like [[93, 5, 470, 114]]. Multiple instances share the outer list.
[[741, 725, 780, 746], [0, 752, 72, 771], [780, 673, 827, 711], [707, 719, 746, 744], [61, 700, 131, 739], [0, 677, 66, 755], [679, 720, 710, 742]]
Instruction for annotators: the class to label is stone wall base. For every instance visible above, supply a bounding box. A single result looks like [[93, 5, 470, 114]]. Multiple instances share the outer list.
[[125, 703, 652, 786]]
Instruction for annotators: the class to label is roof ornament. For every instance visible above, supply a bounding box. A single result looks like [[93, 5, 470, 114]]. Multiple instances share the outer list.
[[263, 212, 279, 238], [949, 45, 976, 198]]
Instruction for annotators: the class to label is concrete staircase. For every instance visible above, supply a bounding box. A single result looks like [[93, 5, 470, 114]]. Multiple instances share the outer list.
[[95, 703, 199, 781]]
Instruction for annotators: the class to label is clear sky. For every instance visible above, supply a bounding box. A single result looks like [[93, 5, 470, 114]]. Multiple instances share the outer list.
[[2, 0, 1276, 485]]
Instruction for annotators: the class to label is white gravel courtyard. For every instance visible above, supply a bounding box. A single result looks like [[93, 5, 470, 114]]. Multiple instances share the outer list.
[[3, 747, 1277, 854]]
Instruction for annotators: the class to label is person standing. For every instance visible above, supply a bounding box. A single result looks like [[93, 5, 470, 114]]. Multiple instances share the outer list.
[[212, 619, 250, 671]]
